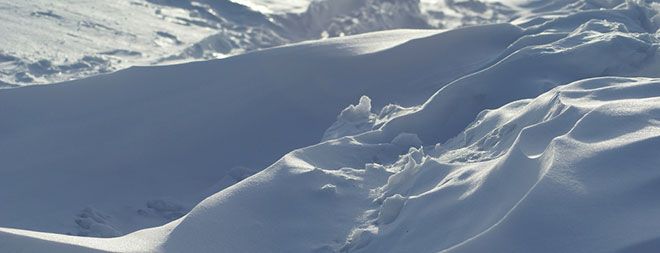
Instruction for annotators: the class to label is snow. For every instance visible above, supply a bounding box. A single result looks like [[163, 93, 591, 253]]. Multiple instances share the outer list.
[[0, 24, 519, 239], [229, 0, 311, 14], [376, 194, 407, 225], [0, 0, 216, 85], [1, 0, 591, 87], [1, 0, 660, 252], [323, 95, 377, 141], [0, 0, 442, 85], [0, 28, 459, 237]]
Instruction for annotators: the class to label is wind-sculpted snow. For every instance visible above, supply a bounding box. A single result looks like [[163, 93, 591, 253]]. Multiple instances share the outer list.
[[166, 78, 660, 252], [346, 77, 660, 253], [379, 9, 660, 145], [1, 1, 660, 252], [154, 73, 660, 253]]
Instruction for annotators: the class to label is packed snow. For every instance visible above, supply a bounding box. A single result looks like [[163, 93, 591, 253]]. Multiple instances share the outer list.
[[1, 0, 660, 252]]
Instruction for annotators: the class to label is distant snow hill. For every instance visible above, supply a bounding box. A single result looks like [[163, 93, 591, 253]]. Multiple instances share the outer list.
[[1, 0, 660, 253], [0, 0, 552, 86]]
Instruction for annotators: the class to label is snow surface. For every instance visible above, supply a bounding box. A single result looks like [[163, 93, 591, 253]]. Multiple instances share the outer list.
[[0, 0, 215, 85], [0, 25, 511, 237], [1, 0, 660, 252]]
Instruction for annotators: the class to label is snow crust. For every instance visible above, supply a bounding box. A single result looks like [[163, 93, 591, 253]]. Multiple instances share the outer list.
[[1, 0, 660, 253]]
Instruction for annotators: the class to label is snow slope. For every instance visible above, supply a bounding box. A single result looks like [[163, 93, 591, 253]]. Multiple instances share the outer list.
[[0, 26, 519, 237], [1, 0, 660, 252], [162, 77, 660, 253]]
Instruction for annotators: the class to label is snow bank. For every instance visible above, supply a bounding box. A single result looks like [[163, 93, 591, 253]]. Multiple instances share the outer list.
[[164, 77, 660, 253]]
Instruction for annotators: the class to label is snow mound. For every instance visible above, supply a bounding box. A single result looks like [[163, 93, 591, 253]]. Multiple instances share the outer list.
[[163, 77, 660, 253], [352, 77, 660, 253]]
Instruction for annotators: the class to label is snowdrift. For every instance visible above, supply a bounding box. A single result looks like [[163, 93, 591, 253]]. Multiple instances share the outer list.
[[1, 0, 660, 253], [162, 77, 660, 253]]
